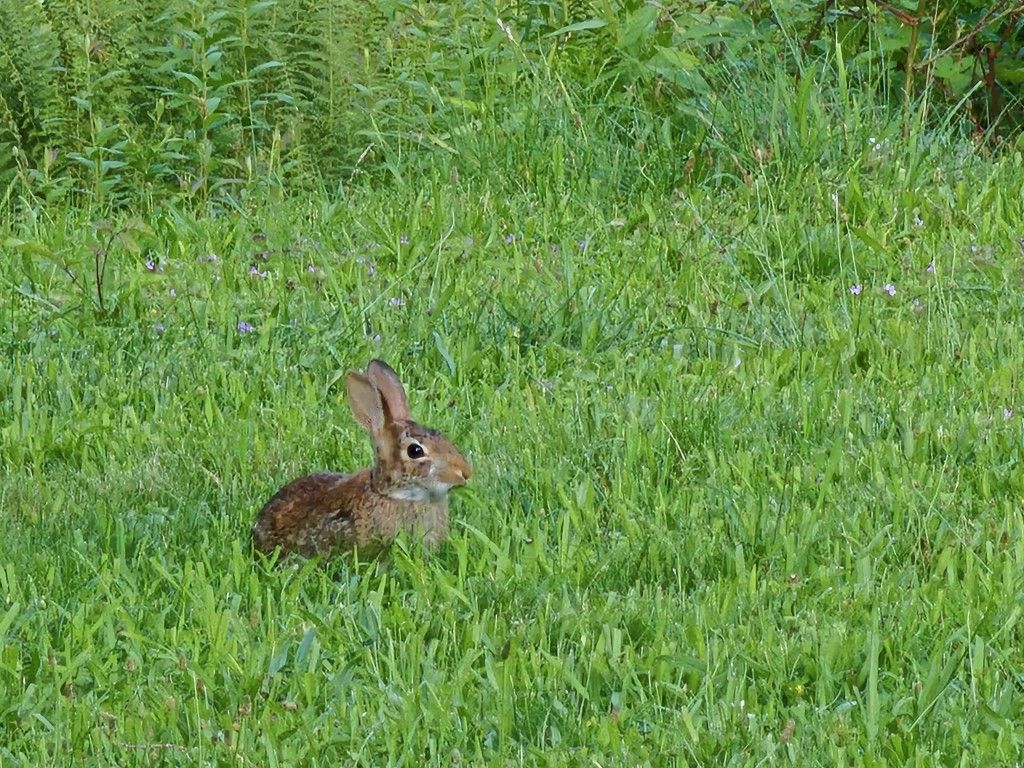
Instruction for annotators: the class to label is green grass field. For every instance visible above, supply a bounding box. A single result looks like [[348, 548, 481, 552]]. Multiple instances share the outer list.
[[3, 26, 1024, 765]]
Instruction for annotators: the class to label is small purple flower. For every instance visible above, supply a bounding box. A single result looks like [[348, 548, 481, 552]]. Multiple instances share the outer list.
[[154, 322, 165, 335], [926, 261, 935, 274], [883, 283, 896, 297], [200, 253, 219, 264], [237, 321, 254, 334], [249, 265, 268, 279], [913, 216, 924, 228], [849, 284, 862, 296], [465, 237, 474, 247], [1004, 407, 1013, 421], [387, 297, 406, 307], [578, 239, 589, 250], [145, 259, 156, 272], [399, 235, 410, 245], [355, 256, 377, 277], [307, 264, 316, 273], [505, 234, 516, 244], [168, 288, 176, 298]]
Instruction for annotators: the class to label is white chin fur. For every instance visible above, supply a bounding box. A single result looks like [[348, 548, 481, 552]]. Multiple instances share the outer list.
[[387, 483, 451, 503]]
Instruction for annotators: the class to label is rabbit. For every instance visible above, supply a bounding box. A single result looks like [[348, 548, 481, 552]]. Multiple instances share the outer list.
[[252, 359, 472, 559]]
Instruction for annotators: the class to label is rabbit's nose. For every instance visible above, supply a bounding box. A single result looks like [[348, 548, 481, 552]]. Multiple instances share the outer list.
[[455, 458, 472, 483]]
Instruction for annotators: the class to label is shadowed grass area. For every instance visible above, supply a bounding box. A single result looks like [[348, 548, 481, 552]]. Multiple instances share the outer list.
[[3, 64, 1024, 765]]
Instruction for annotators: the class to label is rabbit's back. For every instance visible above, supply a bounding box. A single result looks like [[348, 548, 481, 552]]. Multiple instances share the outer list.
[[252, 470, 368, 557]]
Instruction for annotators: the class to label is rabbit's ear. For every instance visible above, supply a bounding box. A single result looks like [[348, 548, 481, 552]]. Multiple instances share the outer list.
[[347, 372, 385, 433], [367, 360, 410, 424]]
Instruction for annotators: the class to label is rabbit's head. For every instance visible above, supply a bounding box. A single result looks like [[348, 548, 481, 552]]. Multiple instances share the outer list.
[[347, 359, 472, 502]]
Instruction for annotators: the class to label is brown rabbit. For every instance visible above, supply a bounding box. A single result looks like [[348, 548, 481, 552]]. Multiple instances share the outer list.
[[252, 359, 472, 558]]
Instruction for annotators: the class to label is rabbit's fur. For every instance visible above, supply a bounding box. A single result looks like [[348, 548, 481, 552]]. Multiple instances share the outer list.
[[252, 360, 471, 558]]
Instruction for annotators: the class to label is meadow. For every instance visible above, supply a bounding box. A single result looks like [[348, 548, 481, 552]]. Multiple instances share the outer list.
[[3, 1, 1024, 765]]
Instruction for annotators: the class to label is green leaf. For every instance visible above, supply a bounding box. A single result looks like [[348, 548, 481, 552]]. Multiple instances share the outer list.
[[173, 70, 204, 88], [295, 627, 316, 667], [433, 332, 455, 375], [250, 60, 284, 75], [0, 602, 20, 639], [619, 5, 658, 50], [544, 19, 607, 37], [268, 644, 289, 678]]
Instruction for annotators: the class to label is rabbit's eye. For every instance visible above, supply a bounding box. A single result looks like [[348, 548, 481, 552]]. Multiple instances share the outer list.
[[406, 443, 425, 459]]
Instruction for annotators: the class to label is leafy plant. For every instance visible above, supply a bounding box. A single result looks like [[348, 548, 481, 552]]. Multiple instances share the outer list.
[[2, 0, 1022, 215]]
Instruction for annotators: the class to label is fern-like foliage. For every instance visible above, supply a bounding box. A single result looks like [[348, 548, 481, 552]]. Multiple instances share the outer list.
[[1, 0, 388, 209], [3, 0, 1020, 214], [0, 1, 70, 197]]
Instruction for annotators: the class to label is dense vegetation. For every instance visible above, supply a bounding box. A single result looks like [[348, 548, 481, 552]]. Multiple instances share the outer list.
[[2, 0, 1023, 765], [3, 0, 1023, 207]]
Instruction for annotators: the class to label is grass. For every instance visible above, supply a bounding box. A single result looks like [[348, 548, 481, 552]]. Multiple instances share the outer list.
[[3, 68, 1024, 765]]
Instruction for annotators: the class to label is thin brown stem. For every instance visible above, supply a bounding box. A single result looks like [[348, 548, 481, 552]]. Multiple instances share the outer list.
[[873, 0, 920, 27]]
